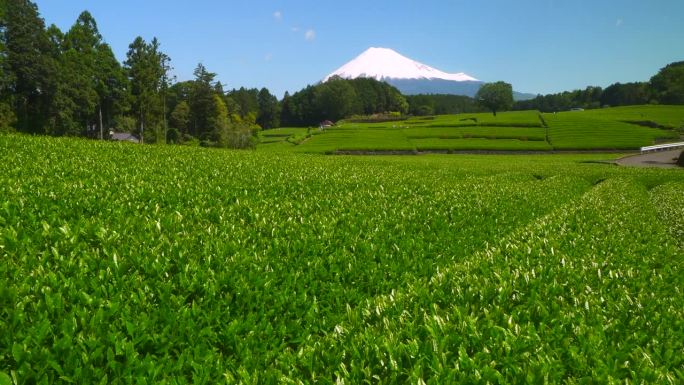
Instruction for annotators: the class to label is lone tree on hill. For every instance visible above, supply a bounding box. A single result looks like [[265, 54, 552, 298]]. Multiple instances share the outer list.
[[476, 81, 513, 116]]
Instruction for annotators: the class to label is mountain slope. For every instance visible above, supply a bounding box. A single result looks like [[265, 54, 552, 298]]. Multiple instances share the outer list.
[[323, 47, 535, 99], [323, 47, 478, 83]]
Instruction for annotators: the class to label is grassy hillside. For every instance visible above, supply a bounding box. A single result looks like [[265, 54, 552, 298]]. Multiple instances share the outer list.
[[267, 106, 681, 153], [2, 134, 683, 383]]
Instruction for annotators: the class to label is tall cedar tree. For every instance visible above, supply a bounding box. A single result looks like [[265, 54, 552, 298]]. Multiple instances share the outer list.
[[257, 88, 279, 129], [0, 1, 17, 130], [3, 0, 56, 133], [124, 37, 170, 143], [188, 63, 217, 139], [51, 11, 127, 137]]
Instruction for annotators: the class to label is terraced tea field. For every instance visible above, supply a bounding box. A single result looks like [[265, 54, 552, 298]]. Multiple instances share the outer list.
[[1, 134, 683, 383], [578, 105, 684, 130], [274, 106, 681, 153], [544, 111, 679, 150]]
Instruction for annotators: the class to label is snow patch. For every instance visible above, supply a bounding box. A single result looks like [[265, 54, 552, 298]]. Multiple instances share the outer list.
[[324, 47, 478, 82]]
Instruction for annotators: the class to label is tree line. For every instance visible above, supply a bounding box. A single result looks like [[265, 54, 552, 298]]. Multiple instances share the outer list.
[[0, 0, 280, 147], [280, 76, 408, 126], [513, 62, 684, 112], [0, 0, 412, 143]]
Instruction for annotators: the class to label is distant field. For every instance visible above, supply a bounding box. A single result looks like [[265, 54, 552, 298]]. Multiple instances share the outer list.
[[545, 111, 679, 150], [405, 110, 543, 128], [412, 138, 553, 151], [3, 134, 683, 383], [259, 127, 310, 146], [279, 105, 681, 153], [297, 128, 415, 152], [579, 105, 684, 129], [403, 126, 546, 141]]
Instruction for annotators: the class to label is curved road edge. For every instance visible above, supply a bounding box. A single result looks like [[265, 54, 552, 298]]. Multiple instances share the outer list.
[[617, 149, 682, 168]]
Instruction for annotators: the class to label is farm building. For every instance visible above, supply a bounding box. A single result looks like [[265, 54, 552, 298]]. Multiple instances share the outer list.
[[110, 131, 140, 143], [319, 120, 335, 129]]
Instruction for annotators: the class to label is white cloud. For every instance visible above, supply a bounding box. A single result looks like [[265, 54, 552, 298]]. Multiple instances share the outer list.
[[273, 11, 282, 21], [304, 29, 316, 41], [616, 18, 623, 27]]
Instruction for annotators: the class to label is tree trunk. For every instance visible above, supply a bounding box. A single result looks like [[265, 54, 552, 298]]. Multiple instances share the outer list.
[[163, 94, 167, 144], [99, 105, 104, 140], [140, 108, 144, 144]]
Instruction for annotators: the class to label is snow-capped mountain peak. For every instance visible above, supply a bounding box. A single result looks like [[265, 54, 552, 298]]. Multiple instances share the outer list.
[[323, 47, 478, 82]]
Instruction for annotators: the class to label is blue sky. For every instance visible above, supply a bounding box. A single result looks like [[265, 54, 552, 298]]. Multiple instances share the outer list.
[[34, 0, 684, 98]]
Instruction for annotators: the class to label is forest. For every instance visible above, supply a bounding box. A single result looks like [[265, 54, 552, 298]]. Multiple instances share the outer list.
[[513, 61, 684, 112], [0, 0, 410, 147]]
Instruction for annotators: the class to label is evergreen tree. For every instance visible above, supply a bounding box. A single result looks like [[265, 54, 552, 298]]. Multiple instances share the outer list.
[[256, 87, 279, 129], [125, 36, 170, 143], [0, 2, 16, 131], [170, 100, 190, 137], [188, 63, 217, 139], [3, 0, 56, 133], [600, 82, 650, 107], [228, 87, 259, 119], [44, 12, 129, 137]]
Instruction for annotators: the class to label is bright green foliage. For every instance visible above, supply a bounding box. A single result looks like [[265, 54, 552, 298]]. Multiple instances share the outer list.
[[575, 105, 684, 130], [258, 127, 308, 144], [280, 106, 680, 153], [412, 138, 552, 151], [404, 110, 542, 128], [403, 126, 545, 140], [299, 125, 415, 153], [545, 111, 678, 150], [208, 93, 229, 145], [1, 134, 683, 383]]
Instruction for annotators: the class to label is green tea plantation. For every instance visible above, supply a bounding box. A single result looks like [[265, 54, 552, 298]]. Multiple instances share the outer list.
[[260, 106, 683, 153], [1, 134, 683, 384]]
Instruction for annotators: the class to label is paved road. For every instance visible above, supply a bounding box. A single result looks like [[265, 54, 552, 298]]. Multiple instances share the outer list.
[[617, 149, 682, 168]]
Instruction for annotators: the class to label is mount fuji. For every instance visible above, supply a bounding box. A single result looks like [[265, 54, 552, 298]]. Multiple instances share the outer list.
[[323, 47, 482, 97], [324, 47, 534, 100]]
